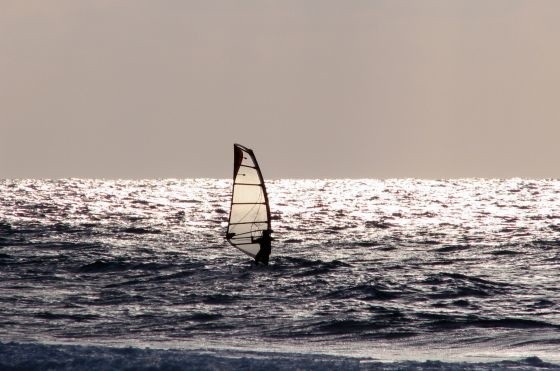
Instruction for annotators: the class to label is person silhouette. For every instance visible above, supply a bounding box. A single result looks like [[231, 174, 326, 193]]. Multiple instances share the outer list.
[[254, 229, 272, 265]]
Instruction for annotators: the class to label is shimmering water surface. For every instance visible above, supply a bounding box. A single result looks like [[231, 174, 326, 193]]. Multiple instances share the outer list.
[[1, 179, 559, 362]]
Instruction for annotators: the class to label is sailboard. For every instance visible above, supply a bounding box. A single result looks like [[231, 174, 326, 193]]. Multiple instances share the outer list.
[[226, 144, 272, 259]]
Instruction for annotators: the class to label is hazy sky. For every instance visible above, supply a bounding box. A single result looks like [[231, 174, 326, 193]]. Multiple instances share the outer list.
[[2, 1, 559, 179]]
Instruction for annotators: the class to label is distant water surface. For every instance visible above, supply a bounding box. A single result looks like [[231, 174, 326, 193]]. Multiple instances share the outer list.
[[0, 179, 559, 363]]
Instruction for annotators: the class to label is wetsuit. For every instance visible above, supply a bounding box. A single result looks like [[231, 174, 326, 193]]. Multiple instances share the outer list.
[[254, 232, 272, 265]]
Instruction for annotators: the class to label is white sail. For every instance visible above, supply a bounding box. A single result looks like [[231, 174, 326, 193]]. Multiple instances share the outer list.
[[226, 144, 271, 258]]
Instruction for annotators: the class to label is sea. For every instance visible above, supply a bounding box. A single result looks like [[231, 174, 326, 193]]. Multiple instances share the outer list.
[[1, 178, 559, 370]]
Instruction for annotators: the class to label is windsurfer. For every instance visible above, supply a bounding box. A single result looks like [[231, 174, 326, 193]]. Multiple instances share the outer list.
[[254, 229, 272, 265]]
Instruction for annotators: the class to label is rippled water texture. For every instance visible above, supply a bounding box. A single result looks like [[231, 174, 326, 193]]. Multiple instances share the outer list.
[[0, 179, 559, 361]]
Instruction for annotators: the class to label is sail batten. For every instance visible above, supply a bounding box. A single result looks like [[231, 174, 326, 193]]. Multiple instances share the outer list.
[[228, 220, 269, 225], [226, 144, 271, 259], [232, 202, 267, 205]]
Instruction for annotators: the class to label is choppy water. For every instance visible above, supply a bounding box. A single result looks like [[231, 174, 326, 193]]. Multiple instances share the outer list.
[[1, 179, 559, 365]]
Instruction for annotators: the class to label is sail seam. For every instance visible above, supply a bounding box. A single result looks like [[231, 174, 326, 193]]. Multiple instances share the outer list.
[[229, 221, 268, 225]]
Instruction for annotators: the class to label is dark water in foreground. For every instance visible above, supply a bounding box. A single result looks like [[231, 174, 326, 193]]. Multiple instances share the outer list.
[[0, 179, 559, 366]]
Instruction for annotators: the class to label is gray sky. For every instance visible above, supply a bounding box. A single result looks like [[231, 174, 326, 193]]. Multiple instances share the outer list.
[[1, 0, 559, 179]]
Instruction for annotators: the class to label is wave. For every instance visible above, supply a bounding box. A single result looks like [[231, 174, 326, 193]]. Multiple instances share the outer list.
[[118, 227, 162, 235], [420, 272, 511, 299], [533, 239, 560, 249], [0, 221, 14, 236], [490, 249, 520, 255], [9, 342, 558, 371], [188, 312, 223, 322], [423, 272, 510, 287], [323, 283, 400, 301], [78, 259, 169, 273], [428, 286, 492, 299], [103, 265, 203, 288], [202, 294, 240, 305], [435, 244, 472, 253], [283, 238, 304, 244], [34, 312, 99, 322], [274, 257, 352, 277], [364, 220, 395, 229], [351, 241, 381, 247], [423, 315, 560, 331], [473, 318, 560, 329], [315, 318, 404, 335]]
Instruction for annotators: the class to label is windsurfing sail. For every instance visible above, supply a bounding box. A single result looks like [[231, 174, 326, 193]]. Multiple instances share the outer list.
[[226, 144, 271, 258]]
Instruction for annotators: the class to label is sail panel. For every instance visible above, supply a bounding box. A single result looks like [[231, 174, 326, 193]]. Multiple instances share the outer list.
[[231, 243, 260, 257], [238, 149, 257, 168], [232, 184, 264, 204], [228, 222, 269, 239], [235, 167, 260, 185], [229, 204, 268, 225], [227, 144, 271, 258]]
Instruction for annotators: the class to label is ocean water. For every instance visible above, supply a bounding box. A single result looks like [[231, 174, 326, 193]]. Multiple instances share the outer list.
[[1, 178, 559, 369]]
